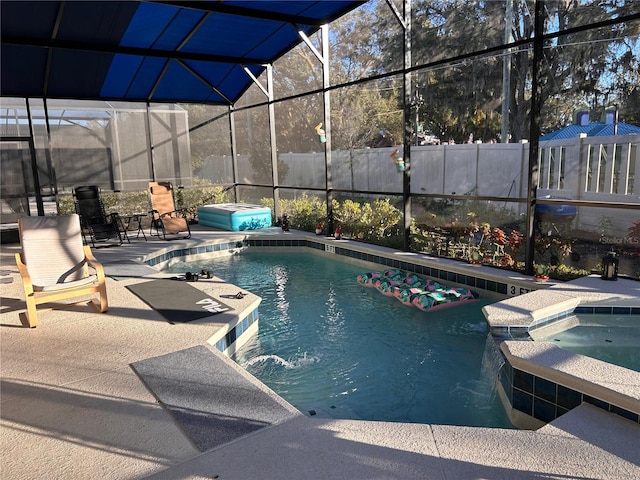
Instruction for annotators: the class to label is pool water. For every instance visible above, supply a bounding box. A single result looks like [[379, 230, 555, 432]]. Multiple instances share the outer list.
[[167, 251, 513, 428], [533, 315, 640, 372]]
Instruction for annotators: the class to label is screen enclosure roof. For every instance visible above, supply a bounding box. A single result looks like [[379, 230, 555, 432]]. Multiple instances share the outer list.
[[1, 1, 365, 105]]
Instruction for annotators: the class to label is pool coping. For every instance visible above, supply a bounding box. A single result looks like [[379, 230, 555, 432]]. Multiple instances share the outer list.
[[481, 273, 640, 426], [499, 340, 640, 429], [483, 274, 640, 334]]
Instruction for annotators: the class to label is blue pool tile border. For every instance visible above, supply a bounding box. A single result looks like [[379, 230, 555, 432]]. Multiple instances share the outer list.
[[574, 305, 640, 315], [145, 241, 247, 266], [503, 364, 639, 425], [214, 308, 259, 353], [269, 239, 512, 294], [525, 298, 640, 338], [143, 238, 515, 297], [527, 309, 580, 334]]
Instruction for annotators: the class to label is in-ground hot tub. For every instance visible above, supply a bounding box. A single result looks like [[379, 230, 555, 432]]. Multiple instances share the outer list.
[[197, 203, 272, 231]]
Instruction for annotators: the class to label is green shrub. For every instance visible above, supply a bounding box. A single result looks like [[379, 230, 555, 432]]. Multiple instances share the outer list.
[[549, 263, 591, 281], [263, 194, 326, 231], [259, 195, 403, 247], [333, 197, 403, 247], [333, 198, 363, 236]]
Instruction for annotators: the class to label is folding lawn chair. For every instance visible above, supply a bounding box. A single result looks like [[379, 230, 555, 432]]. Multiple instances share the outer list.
[[73, 185, 124, 247], [147, 182, 191, 240]]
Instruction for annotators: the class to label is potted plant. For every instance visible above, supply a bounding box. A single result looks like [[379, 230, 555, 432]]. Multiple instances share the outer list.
[[534, 264, 550, 282], [469, 248, 483, 265], [281, 214, 290, 232]]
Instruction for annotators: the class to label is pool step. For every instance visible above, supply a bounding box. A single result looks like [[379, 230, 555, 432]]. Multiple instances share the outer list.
[[483, 289, 580, 336], [131, 344, 300, 451]]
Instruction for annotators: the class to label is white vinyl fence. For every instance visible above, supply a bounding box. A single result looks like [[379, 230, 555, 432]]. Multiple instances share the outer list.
[[202, 133, 640, 235]]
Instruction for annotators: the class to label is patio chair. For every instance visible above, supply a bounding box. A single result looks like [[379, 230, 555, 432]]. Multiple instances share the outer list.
[[147, 181, 191, 240], [15, 214, 108, 328], [73, 185, 124, 247]]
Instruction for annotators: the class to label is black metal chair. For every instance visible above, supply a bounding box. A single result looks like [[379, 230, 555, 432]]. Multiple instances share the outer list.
[[73, 185, 124, 247]]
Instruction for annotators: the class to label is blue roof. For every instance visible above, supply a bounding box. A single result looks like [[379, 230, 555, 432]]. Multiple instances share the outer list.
[[540, 122, 640, 141], [1, 1, 365, 105]]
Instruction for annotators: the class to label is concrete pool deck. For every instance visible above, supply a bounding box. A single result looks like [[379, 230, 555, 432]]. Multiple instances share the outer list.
[[1, 225, 639, 479]]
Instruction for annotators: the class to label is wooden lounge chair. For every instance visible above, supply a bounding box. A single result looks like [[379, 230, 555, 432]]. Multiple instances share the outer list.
[[15, 214, 108, 328], [147, 182, 191, 240]]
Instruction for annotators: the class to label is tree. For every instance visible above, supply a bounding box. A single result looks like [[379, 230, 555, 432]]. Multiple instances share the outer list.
[[361, 1, 639, 141], [386, 1, 508, 142], [510, 1, 640, 138]]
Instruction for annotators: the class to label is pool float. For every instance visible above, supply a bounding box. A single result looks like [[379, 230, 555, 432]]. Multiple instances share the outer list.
[[356, 269, 399, 287], [394, 286, 424, 305], [356, 271, 380, 287], [357, 269, 478, 312], [378, 272, 430, 297], [412, 287, 478, 312], [376, 271, 420, 296], [372, 269, 402, 284], [393, 279, 441, 305]]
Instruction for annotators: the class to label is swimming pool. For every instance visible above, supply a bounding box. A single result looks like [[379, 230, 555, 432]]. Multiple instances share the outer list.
[[530, 314, 640, 372], [167, 251, 513, 428]]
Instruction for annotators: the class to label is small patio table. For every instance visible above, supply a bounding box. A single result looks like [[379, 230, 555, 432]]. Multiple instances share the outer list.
[[115, 213, 147, 241]]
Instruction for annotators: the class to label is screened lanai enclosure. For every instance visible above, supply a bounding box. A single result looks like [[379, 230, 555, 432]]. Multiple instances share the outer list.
[[1, 0, 639, 279]]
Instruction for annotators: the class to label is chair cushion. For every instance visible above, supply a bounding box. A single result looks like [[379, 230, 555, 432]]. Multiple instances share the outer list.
[[19, 214, 89, 288]]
